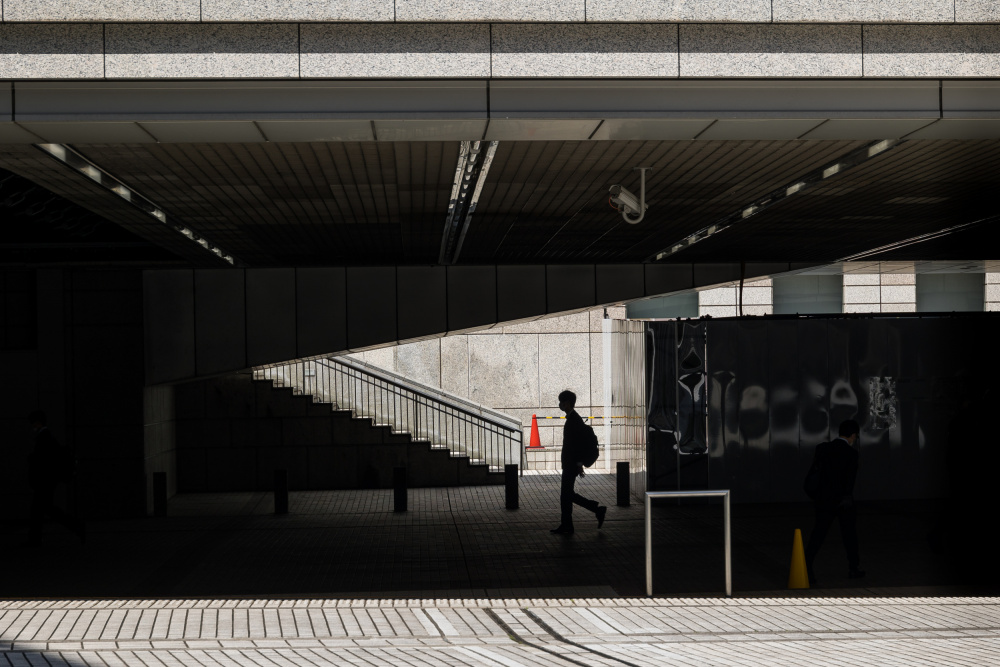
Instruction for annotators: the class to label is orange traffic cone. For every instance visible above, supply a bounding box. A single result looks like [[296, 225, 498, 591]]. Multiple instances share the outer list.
[[527, 414, 544, 448]]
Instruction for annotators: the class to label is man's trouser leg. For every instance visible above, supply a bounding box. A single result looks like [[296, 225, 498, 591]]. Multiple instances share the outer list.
[[573, 491, 599, 514], [805, 506, 836, 576], [839, 503, 860, 570], [560, 469, 577, 528], [29, 486, 55, 537]]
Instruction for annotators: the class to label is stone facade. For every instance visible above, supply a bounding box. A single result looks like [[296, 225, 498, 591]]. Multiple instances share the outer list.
[[1, 1, 982, 24], [4, 21, 1000, 79]]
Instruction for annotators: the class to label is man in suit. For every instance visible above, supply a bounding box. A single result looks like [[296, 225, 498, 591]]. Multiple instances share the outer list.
[[550, 390, 607, 535], [26, 410, 84, 545], [805, 419, 864, 584]]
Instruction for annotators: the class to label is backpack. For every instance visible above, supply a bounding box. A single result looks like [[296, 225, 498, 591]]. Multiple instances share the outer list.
[[581, 424, 600, 467]]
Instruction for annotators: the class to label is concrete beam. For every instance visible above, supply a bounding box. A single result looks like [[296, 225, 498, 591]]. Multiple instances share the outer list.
[[4, 23, 1000, 81], [143, 262, 804, 385], [8, 77, 996, 141]]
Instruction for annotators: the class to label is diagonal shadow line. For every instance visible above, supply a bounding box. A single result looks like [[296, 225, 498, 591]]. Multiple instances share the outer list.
[[520, 607, 642, 667]]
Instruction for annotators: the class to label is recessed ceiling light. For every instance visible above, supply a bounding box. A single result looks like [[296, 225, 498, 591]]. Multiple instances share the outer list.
[[35, 143, 237, 265]]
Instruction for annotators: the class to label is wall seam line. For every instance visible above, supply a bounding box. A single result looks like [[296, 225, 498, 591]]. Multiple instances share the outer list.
[[860, 23, 865, 78], [676, 23, 681, 78]]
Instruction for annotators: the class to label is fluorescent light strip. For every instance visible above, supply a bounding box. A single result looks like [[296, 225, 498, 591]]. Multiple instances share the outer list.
[[648, 139, 904, 263], [35, 143, 236, 265], [439, 140, 497, 265]]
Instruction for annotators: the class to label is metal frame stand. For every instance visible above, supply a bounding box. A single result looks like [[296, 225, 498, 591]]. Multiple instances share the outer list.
[[645, 489, 732, 597]]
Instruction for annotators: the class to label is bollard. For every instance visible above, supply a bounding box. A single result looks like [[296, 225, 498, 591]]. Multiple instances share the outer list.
[[153, 471, 167, 517], [505, 464, 519, 510], [274, 469, 288, 515], [617, 461, 631, 507], [393, 466, 407, 512]]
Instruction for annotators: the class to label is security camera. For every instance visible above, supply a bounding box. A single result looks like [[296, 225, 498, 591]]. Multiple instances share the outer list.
[[609, 185, 645, 217], [609, 167, 650, 224]]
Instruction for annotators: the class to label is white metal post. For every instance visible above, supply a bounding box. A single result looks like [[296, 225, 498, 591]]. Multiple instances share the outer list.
[[646, 490, 732, 598]]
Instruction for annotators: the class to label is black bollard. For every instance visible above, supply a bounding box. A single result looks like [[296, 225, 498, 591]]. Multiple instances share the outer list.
[[393, 466, 407, 512], [153, 471, 167, 517], [274, 469, 288, 515], [616, 461, 630, 507], [505, 464, 519, 510]]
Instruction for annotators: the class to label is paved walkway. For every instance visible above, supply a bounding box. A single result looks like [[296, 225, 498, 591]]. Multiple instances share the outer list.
[[2, 596, 999, 666], [1, 472, 979, 599]]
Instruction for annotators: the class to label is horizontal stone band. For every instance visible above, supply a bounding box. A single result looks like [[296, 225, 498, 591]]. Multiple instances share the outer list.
[[0, 0, 996, 24], [2, 23, 1000, 80]]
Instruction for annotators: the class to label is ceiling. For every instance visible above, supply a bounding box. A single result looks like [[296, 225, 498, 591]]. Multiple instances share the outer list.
[[1, 137, 997, 269]]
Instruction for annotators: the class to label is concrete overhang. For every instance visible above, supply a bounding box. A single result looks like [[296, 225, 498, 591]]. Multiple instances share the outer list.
[[2, 80, 999, 143]]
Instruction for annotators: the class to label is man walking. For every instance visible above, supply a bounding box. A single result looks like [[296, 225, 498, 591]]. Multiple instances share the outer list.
[[550, 390, 607, 535], [26, 410, 84, 545], [805, 419, 864, 584]]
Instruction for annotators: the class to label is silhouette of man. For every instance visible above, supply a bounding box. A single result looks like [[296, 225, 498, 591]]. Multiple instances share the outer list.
[[26, 410, 83, 545], [550, 390, 607, 535], [805, 419, 863, 584]]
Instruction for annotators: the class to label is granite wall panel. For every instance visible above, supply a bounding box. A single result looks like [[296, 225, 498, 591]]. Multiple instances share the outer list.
[[201, 0, 392, 22], [680, 24, 862, 77], [194, 270, 246, 377], [0, 24, 103, 79], [245, 269, 296, 368], [547, 265, 596, 314], [4, 0, 200, 21], [296, 268, 347, 360], [586, 0, 770, 22], [538, 334, 589, 409], [301, 24, 490, 78], [957, 1, 1000, 22], [397, 266, 447, 342], [492, 24, 678, 78], [447, 266, 497, 333], [395, 339, 442, 388], [773, 0, 955, 23], [468, 334, 539, 408], [105, 24, 299, 79], [396, 0, 583, 21], [440, 335, 470, 398], [346, 267, 396, 350], [144, 270, 196, 385], [864, 25, 1000, 78]]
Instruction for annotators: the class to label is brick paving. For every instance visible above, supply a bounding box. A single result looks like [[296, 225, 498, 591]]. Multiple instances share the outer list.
[[0, 472, 991, 600], [2, 597, 999, 666], [3, 472, 998, 664]]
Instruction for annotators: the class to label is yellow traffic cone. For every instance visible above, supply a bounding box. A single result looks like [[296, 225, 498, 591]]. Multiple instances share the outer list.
[[788, 528, 810, 589]]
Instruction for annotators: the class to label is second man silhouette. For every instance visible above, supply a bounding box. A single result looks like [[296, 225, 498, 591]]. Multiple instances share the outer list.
[[551, 390, 607, 535]]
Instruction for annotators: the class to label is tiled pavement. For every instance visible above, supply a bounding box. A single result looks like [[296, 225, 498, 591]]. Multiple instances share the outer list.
[[2, 597, 999, 666], [0, 472, 980, 600], [3, 473, 999, 664]]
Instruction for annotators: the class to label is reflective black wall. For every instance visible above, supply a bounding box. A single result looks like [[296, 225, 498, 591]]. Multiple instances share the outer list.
[[648, 314, 1000, 503]]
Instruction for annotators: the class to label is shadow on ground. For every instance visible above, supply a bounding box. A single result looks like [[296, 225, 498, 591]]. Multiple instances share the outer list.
[[1, 473, 992, 599]]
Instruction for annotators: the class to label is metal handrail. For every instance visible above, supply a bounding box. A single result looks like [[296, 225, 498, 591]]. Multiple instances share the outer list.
[[253, 356, 523, 473], [646, 490, 732, 597], [321, 356, 521, 433]]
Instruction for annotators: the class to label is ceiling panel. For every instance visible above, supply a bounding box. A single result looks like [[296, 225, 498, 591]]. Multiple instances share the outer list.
[[73, 141, 459, 265], [2, 137, 997, 268], [665, 140, 1000, 262]]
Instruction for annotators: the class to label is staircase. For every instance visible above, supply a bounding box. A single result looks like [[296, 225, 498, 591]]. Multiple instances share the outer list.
[[253, 355, 523, 482]]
